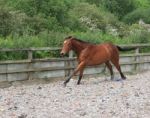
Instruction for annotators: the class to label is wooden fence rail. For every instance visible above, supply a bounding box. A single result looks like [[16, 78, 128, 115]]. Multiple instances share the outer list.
[[0, 44, 150, 60]]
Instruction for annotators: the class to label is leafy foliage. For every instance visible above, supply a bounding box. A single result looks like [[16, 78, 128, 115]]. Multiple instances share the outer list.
[[102, 0, 136, 19], [0, 0, 150, 59], [123, 8, 150, 24]]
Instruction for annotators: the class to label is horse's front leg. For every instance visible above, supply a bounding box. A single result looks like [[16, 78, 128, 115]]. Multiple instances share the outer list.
[[64, 62, 85, 86]]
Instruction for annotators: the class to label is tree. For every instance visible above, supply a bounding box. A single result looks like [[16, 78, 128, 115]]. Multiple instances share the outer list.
[[123, 8, 150, 24], [103, 0, 136, 19], [0, 8, 13, 37]]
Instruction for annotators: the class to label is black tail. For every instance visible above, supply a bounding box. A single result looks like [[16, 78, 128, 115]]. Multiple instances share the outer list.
[[116, 45, 137, 51]]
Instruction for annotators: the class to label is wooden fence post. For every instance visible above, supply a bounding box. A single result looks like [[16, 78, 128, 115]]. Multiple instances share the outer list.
[[64, 51, 74, 77], [28, 50, 33, 60], [27, 50, 33, 80], [135, 47, 140, 71], [69, 51, 73, 58]]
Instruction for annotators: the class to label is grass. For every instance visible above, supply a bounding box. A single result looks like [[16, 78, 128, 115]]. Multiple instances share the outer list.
[[0, 30, 150, 60]]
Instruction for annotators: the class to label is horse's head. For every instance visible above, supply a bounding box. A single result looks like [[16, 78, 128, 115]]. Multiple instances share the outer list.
[[60, 36, 73, 56]]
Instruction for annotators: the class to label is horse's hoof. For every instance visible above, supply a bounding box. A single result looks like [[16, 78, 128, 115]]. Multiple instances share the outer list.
[[77, 82, 80, 85], [110, 76, 114, 80], [122, 77, 126, 80], [63, 82, 67, 87]]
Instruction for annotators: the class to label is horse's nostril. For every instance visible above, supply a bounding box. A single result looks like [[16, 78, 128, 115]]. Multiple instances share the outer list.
[[60, 52, 64, 56]]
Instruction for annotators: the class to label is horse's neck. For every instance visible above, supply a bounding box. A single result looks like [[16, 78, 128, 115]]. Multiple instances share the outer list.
[[72, 40, 89, 56]]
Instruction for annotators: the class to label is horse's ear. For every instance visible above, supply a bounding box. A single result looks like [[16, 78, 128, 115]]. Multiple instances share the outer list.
[[65, 36, 73, 39], [68, 36, 73, 38]]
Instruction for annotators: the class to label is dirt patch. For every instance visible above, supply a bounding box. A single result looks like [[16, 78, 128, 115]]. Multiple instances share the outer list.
[[0, 71, 150, 118], [0, 82, 12, 88]]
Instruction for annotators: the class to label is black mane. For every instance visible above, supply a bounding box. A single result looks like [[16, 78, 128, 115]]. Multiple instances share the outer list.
[[65, 36, 73, 39], [73, 38, 90, 44], [74, 38, 98, 45], [65, 36, 94, 44]]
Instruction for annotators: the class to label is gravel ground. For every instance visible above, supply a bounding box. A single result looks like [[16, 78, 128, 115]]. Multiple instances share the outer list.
[[0, 71, 150, 118]]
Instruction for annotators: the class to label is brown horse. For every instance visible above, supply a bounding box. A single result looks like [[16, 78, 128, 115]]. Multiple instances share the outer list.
[[60, 36, 136, 86]]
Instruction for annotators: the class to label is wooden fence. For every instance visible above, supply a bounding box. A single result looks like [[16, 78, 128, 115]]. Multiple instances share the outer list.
[[0, 44, 150, 82]]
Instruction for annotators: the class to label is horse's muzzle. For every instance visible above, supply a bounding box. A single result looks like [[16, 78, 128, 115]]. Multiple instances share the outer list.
[[60, 52, 64, 57]]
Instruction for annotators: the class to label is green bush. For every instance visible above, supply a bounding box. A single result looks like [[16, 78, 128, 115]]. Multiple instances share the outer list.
[[134, 0, 150, 8], [68, 2, 119, 32], [0, 0, 150, 60], [103, 0, 136, 19], [71, 30, 131, 44], [123, 8, 150, 24], [0, 8, 13, 37], [0, 33, 64, 60], [128, 31, 150, 44]]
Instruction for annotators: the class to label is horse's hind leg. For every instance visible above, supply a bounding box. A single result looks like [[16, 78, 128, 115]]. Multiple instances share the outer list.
[[111, 59, 126, 80], [77, 68, 84, 85], [105, 61, 114, 80], [64, 62, 85, 86]]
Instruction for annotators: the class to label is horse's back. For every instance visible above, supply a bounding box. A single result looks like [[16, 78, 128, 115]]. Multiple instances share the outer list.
[[97, 43, 119, 58], [79, 43, 119, 65]]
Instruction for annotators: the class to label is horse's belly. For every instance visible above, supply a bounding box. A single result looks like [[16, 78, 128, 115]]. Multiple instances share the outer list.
[[87, 53, 110, 66]]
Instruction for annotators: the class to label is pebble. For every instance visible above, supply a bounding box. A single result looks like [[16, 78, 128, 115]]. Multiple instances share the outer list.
[[80, 111, 87, 116], [18, 113, 27, 118], [37, 86, 42, 89]]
